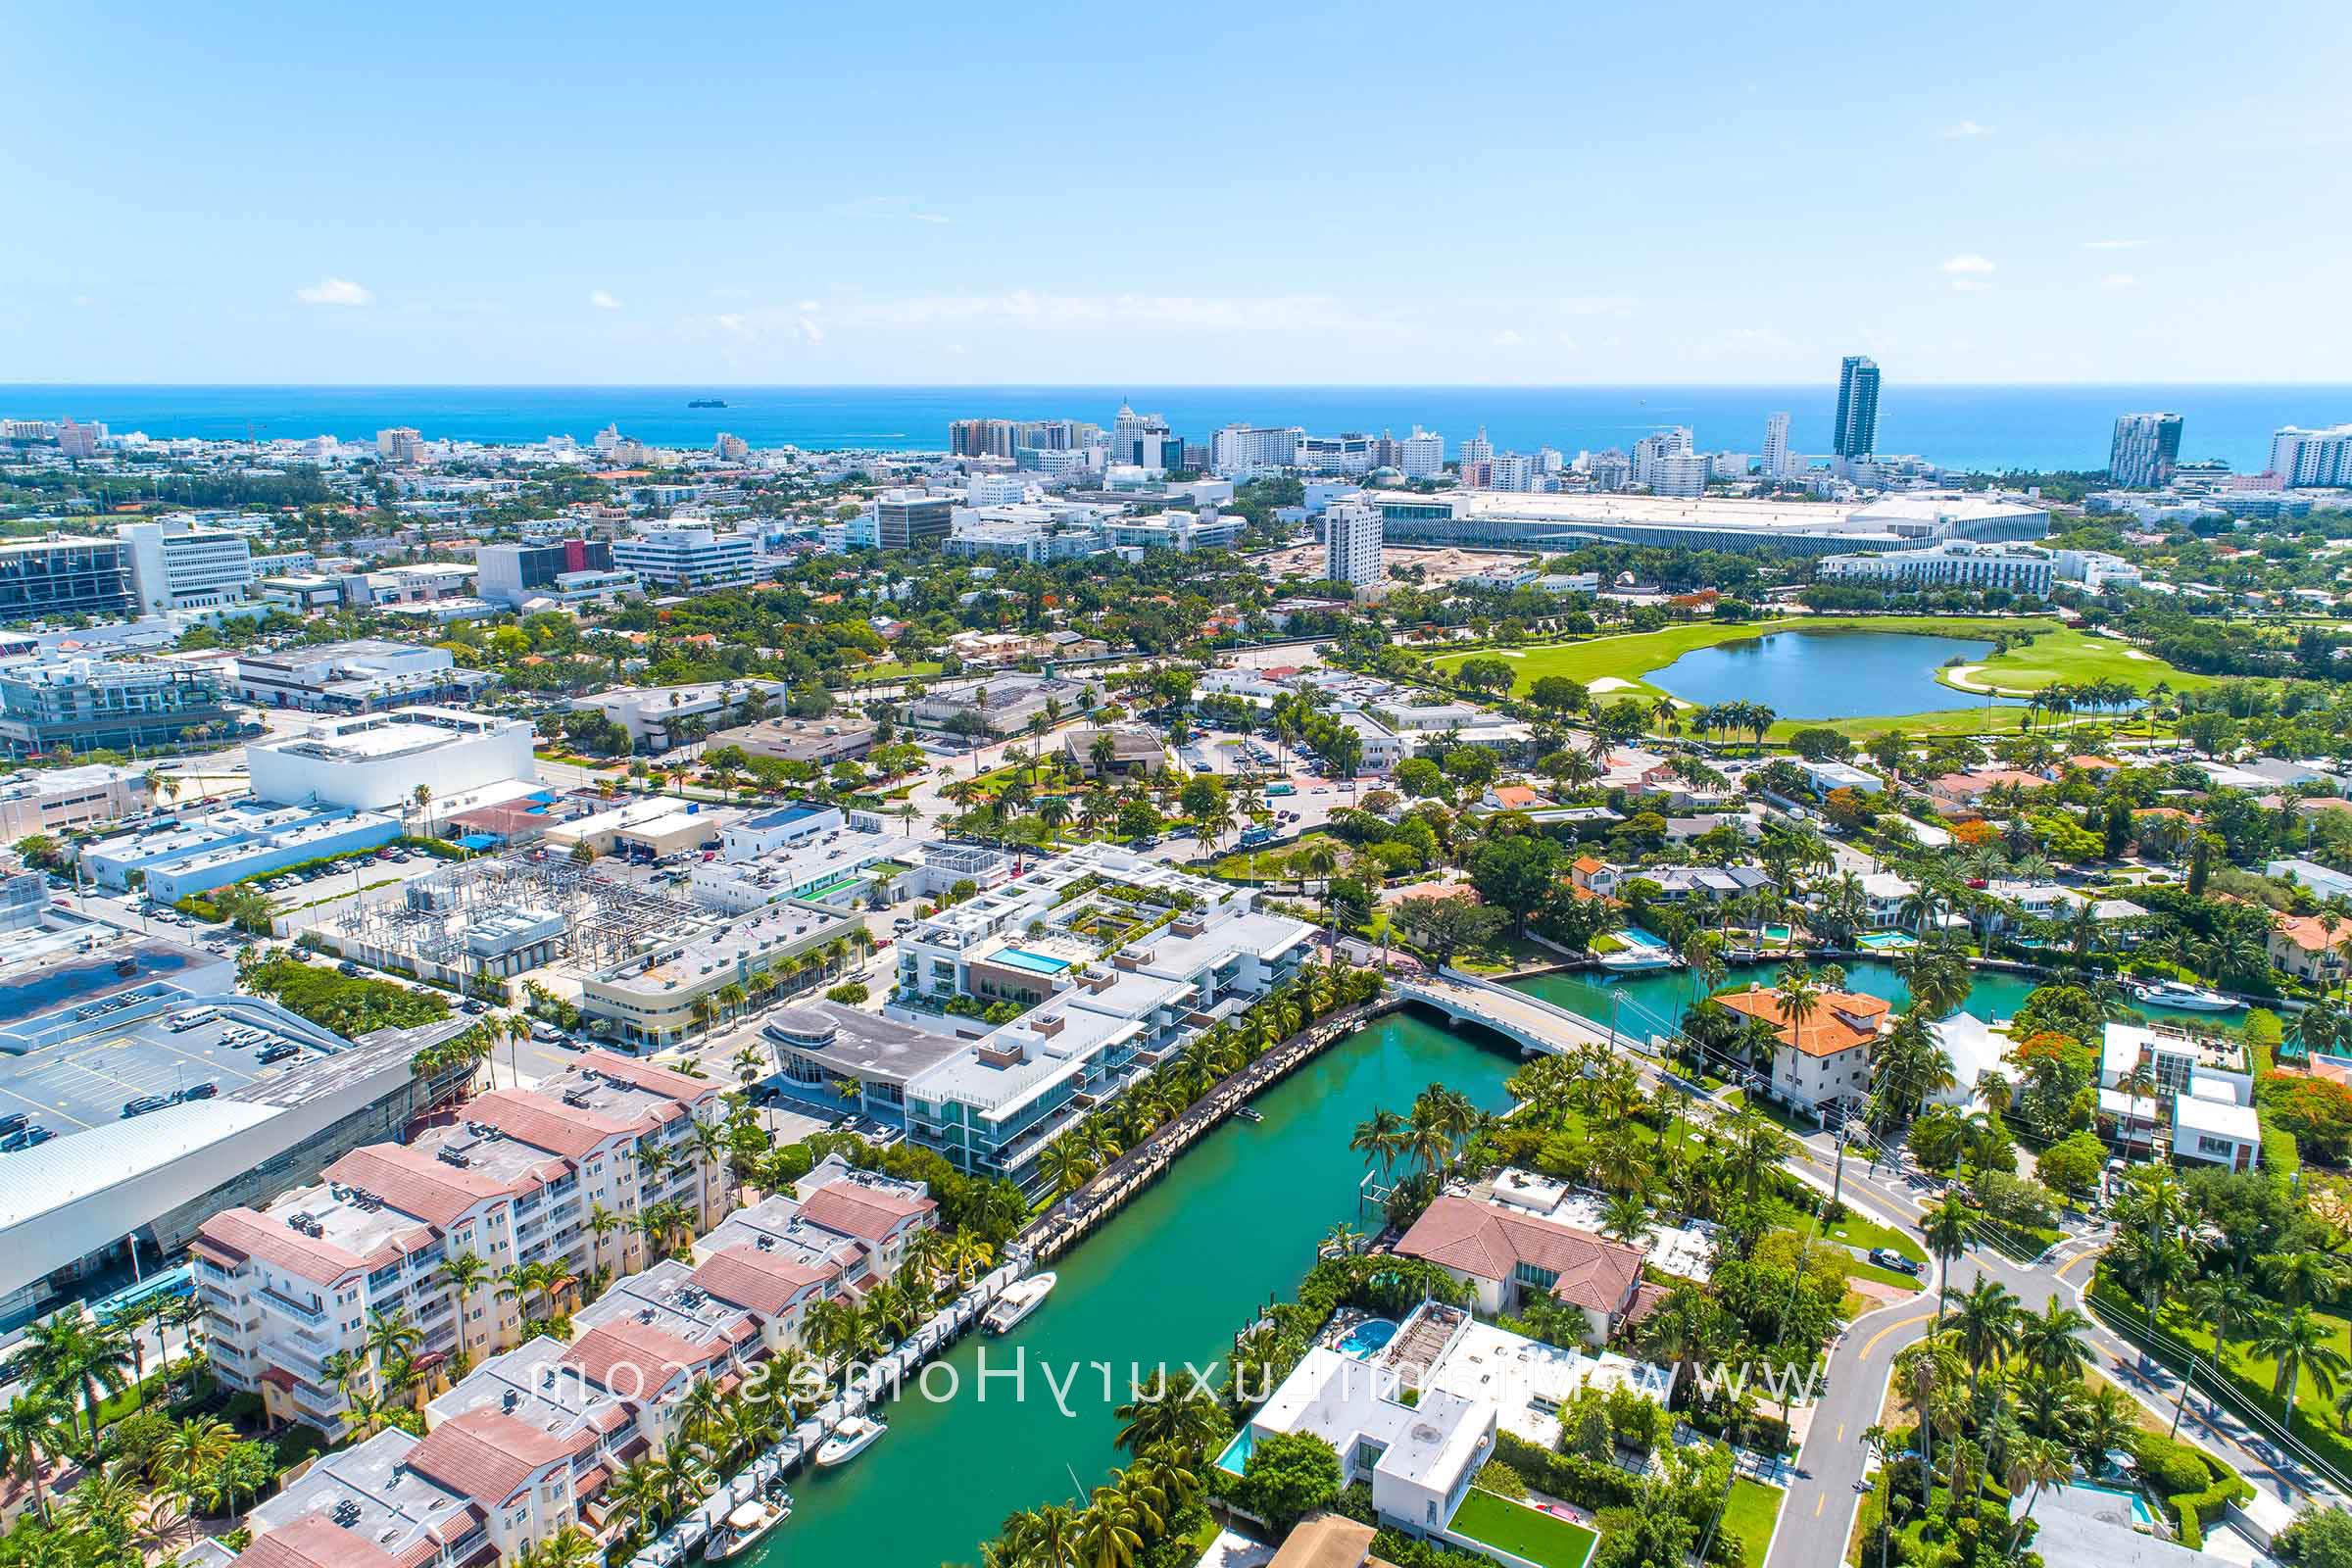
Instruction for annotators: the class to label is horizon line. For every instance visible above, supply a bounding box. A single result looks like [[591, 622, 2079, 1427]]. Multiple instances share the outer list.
[[6, 378, 2352, 392]]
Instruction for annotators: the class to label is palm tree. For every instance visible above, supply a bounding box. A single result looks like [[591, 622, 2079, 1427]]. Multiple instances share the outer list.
[[1075, 1487, 1147, 1568], [2009, 1298, 2093, 1383], [1919, 1199, 1976, 1327], [14, 1307, 135, 1449], [1945, 1277, 2020, 1411], [0, 1391, 72, 1524], [2249, 1306, 2352, 1436], [148, 1416, 236, 1541], [2002, 1435, 2073, 1557]]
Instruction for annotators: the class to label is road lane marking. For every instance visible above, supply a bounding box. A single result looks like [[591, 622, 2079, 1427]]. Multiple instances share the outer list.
[[1860, 1311, 1934, 1360], [1837, 1423, 1845, 1442], [1814, 1494, 1825, 1516]]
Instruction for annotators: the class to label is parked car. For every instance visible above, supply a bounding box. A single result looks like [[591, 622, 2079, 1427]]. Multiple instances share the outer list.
[[258, 1044, 300, 1065], [122, 1095, 172, 1119], [1868, 1247, 1922, 1276], [0, 1126, 52, 1152], [337, 960, 362, 976], [180, 1082, 218, 1101], [0, 1112, 28, 1137]]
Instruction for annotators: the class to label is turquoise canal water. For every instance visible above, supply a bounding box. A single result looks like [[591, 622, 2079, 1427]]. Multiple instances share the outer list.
[[756, 956, 2158, 1565], [756, 1010, 1519, 1568], [1647, 629, 2013, 720]]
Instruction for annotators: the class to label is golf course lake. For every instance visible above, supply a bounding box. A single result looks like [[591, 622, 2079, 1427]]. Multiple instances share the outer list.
[[1649, 628, 2011, 720]]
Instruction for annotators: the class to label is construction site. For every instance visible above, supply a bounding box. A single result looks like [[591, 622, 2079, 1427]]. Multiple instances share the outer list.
[[306, 849, 716, 997]]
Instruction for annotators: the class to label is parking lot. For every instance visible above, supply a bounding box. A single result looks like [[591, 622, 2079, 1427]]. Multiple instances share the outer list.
[[0, 998, 322, 1137]]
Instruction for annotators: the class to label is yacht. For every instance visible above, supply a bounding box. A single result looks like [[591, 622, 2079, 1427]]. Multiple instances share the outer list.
[[814, 1416, 886, 1468], [1597, 948, 1678, 972], [2132, 979, 2239, 1013], [982, 1271, 1058, 1335], [1235, 1106, 1264, 1124], [705, 1494, 791, 1560]]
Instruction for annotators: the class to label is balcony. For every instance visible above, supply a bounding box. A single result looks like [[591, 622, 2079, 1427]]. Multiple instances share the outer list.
[[258, 1286, 326, 1324]]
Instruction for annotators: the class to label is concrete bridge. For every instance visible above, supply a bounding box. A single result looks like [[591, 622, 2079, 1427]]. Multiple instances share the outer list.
[[1390, 969, 1642, 1058]]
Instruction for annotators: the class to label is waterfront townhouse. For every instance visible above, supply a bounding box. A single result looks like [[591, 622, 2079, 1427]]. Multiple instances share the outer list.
[[891, 845, 1313, 1194], [220, 1428, 497, 1568], [195, 1051, 731, 1433], [687, 1153, 936, 1348], [1713, 983, 1888, 1128]]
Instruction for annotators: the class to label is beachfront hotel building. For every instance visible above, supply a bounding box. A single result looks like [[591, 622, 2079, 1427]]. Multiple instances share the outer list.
[[194, 1051, 731, 1433], [1367, 487, 2047, 560]]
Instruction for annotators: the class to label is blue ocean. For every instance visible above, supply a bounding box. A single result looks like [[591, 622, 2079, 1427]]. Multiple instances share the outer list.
[[3, 383, 2345, 474]]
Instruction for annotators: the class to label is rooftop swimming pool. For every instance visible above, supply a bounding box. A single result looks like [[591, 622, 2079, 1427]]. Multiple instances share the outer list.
[[1339, 1317, 1399, 1358], [993, 948, 1075, 975]]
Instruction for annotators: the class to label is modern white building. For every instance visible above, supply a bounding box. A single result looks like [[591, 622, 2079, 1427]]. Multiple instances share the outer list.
[[1398, 427, 1446, 479], [231, 638, 490, 711], [246, 707, 537, 812], [2269, 424, 2352, 489], [1816, 539, 2057, 596], [1102, 510, 1243, 553], [1211, 423, 1306, 477], [1372, 487, 2048, 559], [1325, 499, 1385, 594], [610, 518, 760, 590], [2055, 549, 2143, 591], [117, 517, 255, 612], [1762, 412, 1792, 479]]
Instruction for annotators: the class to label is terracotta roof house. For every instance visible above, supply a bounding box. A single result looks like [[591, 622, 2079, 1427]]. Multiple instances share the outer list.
[[1714, 984, 1888, 1125], [1395, 1194, 1646, 1342]]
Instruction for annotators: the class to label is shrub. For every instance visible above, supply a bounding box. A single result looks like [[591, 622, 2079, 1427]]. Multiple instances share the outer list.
[[824, 982, 869, 1004], [1474, 1459, 1527, 1499]]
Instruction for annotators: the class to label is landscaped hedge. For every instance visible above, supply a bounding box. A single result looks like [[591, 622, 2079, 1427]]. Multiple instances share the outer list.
[[1491, 1429, 1642, 1510], [2126, 1429, 2251, 1549]]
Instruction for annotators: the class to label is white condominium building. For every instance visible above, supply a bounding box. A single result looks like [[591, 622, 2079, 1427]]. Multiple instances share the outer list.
[[1763, 413, 1792, 479], [2269, 424, 2352, 489], [194, 1051, 731, 1433], [1398, 427, 1446, 479], [1816, 539, 2056, 596], [1211, 422, 1306, 476], [1325, 499, 1385, 592]]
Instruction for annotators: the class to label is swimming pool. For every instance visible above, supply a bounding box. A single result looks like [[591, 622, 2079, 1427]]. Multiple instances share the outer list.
[[993, 949, 1075, 975], [1338, 1318, 1399, 1358], [1761, 924, 1793, 944], [2070, 1482, 2158, 1530], [1214, 1427, 1254, 1476], [1856, 931, 1915, 952], [1618, 928, 1669, 952]]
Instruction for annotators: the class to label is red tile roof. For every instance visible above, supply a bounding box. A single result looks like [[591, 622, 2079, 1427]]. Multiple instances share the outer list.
[[562, 1320, 713, 1393], [406, 1409, 583, 1508], [239, 1515, 410, 1568], [799, 1182, 935, 1242], [691, 1246, 837, 1319], [579, 1050, 719, 1106], [1396, 1196, 1643, 1315], [1714, 985, 1887, 1058], [465, 1088, 631, 1159], [196, 1207, 380, 1286], [322, 1146, 522, 1230]]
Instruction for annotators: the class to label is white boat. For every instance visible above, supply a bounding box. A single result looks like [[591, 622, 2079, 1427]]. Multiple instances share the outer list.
[[1235, 1106, 1264, 1124], [2132, 979, 2240, 1012], [814, 1416, 886, 1468], [704, 1495, 791, 1560], [982, 1271, 1058, 1335], [1598, 948, 1677, 972]]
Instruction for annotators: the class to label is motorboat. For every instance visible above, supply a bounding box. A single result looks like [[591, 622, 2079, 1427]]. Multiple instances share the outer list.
[[704, 1494, 791, 1560], [1597, 947, 1678, 972], [982, 1271, 1058, 1335], [2131, 979, 2239, 1012], [1235, 1106, 1264, 1124], [814, 1416, 886, 1468]]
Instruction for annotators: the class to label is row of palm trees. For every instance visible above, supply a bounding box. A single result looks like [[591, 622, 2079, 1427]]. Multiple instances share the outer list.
[[970, 1373, 1225, 1568], [685, 934, 868, 1037]]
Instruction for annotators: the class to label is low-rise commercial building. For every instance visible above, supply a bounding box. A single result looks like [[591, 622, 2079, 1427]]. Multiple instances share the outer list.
[[233, 640, 491, 711], [581, 901, 862, 1049], [248, 707, 537, 812], [709, 713, 877, 766], [0, 655, 240, 757]]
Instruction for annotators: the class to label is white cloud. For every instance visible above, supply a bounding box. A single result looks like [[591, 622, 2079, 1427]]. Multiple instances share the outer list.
[[1491, 329, 1525, 347], [2082, 238, 2148, 250], [1940, 254, 1996, 291], [2100, 272, 2139, 289], [295, 276, 372, 307], [910, 213, 952, 225], [1942, 119, 1993, 139], [589, 289, 621, 311]]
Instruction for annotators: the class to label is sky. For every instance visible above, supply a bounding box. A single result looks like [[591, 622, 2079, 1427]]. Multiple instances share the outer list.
[[4, 0, 2349, 386]]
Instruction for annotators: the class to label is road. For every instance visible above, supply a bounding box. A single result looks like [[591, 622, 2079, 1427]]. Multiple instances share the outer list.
[[1764, 1133, 2334, 1568]]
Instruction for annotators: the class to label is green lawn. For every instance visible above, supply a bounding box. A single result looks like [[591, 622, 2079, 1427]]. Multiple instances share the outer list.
[[1209, 831, 1342, 881], [1422, 616, 2209, 740], [2125, 1284, 2352, 1466], [1721, 1479, 1785, 1568], [1936, 625, 2214, 699], [854, 659, 945, 684], [1846, 1260, 1928, 1293], [1816, 1209, 1926, 1263], [1450, 1488, 1599, 1568]]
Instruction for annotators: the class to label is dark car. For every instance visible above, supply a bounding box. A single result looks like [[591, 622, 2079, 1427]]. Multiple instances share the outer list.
[[122, 1095, 172, 1118], [0, 1111, 27, 1138], [178, 1082, 219, 1101], [0, 1125, 40, 1152], [337, 961, 362, 977], [461, 999, 488, 1014], [258, 1044, 301, 1065]]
